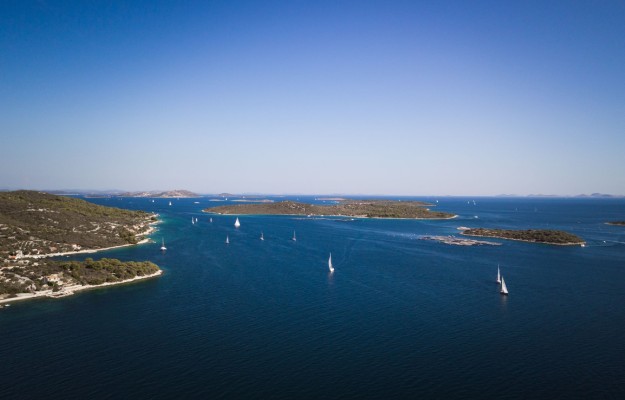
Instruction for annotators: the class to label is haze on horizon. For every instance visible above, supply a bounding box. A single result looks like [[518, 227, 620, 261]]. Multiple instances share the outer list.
[[1, 1, 624, 196]]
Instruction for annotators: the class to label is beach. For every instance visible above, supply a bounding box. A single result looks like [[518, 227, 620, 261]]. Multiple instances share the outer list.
[[0, 270, 163, 305]]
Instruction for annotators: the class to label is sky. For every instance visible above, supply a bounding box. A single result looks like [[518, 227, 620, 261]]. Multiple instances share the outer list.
[[1, 0, 624, 196]]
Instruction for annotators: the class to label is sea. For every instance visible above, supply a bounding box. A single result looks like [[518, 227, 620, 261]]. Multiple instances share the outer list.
[[1, 196, 624, 399]]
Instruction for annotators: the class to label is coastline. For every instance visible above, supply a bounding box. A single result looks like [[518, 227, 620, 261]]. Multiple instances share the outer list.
[[0, 270, 163, 305], [203, 211, 458, 220], [460, 231, 585, 246], [23, 224, 157, 260]]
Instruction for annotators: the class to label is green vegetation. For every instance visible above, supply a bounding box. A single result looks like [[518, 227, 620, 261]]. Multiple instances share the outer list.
[[0, 258, 160, 294], [0, 190, 155, 256], [0, 191, 161, 299], [51, 258, 160, 285], [204, 200, 455, 219], [461, 228, 584, 245]]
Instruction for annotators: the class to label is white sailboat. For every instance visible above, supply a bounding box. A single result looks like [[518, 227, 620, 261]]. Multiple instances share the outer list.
[[500, 276, 509, 295], [192, 217, 195, 224], [168, 201, 172, 206], [328, 253, 334, 273], [160, 238, 167, 251], [292, 231, 297, 241], [260, 232, 264, 241], [209, 218, 213, 223], [234, 217, 241, 228], [496, 265, 501, 284], [226, 235, 229, 244]]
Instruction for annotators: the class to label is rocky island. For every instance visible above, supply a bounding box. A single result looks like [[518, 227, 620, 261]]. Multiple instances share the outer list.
[[460, 228, 585, 245], [606, 221, 625, 226], [0, 191, 161, 303], [204, 199, 456, 219], [119, 189, 200, 198]]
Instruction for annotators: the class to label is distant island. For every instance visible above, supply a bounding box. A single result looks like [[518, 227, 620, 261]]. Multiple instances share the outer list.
[[204, 199, 456, 219], [119, 189, 200, 198], [461, 228, 584, 245], [0, 191, 161, 303], [606, 221, 625, 226]]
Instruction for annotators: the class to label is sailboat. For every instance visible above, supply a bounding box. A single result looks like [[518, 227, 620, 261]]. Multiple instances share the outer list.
[[192, 217, 195, 224], [500, 276, 509, 295], [234, 217, 241, 228], [328, 253, 334, 273], [226, 235, 229, 244], [260, 232, 264, 241], [292, 231, 297, 241], [160, 238, 167, 251], [209, 218, 213, 223], [168, 201, 172, 206], [496, 265, 501, 284]]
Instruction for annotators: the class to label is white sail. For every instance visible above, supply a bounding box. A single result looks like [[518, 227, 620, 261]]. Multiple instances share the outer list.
[[226, 235, 229, 244], [500, 276, 508, 295], [234, 217, 241, 228], [260, 232, 264, 241], [192, 217, 195, 224], [160, 238, 167, 251], [328, 253, 334, 273], [210, 218, 213, 223], [169, 201, 172, 206], [497, 265, 501, 284], [292, 231, 296, 241]]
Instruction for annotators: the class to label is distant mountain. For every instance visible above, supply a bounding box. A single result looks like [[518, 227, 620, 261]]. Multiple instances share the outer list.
[[575, 193, 620, 198], [119, 190, 201, 198]]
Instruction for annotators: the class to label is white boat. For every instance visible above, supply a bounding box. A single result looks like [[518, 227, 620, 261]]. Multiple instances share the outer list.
[[496, 265, 501, 284], [292, 231, 297, 241], [234, 217, 241, 228], [168, 201, 172, 206], [260, 232, 264, 241], [500, 276, 509, 295], [328, 253, 334, 273], [209, 218, 213, 223], [192, 217, 195, 224], [226, 235, 229, 244], [160, 238, 167, 251]]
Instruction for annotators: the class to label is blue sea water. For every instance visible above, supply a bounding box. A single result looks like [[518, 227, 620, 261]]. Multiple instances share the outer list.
[[1, 196, 625, 399]]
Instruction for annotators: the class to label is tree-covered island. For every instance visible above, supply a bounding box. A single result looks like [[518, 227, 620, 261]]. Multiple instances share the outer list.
[[203, 199, 456, 219], [0, 191, 162, 303], [461, 228, 585, 245]]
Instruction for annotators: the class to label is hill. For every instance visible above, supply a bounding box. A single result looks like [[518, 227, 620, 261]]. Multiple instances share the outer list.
[[0, 191, 161, 300], [119, 190, 200, 198], [0, 190, 156, 257]]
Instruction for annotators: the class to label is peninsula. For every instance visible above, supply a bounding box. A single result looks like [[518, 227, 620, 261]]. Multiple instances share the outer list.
[[460, 228, 585, 245], [203, 199, 455, 219], [0, 191, 161, 303]]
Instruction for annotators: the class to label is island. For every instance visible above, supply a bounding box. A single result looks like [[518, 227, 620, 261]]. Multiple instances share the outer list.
[[460, 228, 585, 246], [606, 221, 625, 226], [203, 199, 456, 219], [119, 189, 200, 198], [0, 190, 162, 304]]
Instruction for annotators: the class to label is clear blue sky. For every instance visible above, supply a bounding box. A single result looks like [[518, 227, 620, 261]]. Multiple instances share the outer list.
[[1, 0, 624, 195]]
